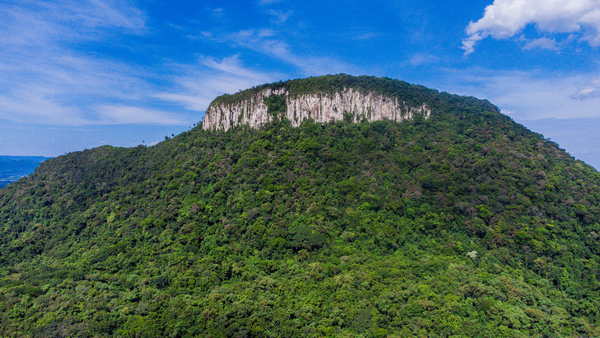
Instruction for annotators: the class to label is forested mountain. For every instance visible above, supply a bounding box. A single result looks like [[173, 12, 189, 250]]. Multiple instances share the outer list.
[[1, 75, 600, 337]]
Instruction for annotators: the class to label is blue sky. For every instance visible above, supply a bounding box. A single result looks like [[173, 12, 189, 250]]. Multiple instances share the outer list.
[[1, 0, 600, 169]]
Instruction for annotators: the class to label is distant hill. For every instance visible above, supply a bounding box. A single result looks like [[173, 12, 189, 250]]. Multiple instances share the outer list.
[[0, 156, 51, 189], [1, 75, 600, 337]]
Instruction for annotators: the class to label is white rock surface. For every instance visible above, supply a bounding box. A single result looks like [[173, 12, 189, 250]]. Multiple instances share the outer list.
[[202, 87, 430, 131]]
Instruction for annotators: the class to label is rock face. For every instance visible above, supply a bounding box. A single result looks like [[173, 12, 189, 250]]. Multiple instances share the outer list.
[[202, 87, 431, 131]]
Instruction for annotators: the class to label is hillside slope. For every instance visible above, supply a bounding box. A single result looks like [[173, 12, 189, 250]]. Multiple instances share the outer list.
[[1, 75, 600, 337]]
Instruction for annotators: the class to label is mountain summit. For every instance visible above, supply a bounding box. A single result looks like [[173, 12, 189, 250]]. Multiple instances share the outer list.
[[1, 75, 600, 337], [203, 75, 432, 130]]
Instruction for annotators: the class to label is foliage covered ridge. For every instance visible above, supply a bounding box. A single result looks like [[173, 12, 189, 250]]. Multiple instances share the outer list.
[[1, 75, 600, 337], [209, 74, 435, 106], [202, 74, 473, 131]]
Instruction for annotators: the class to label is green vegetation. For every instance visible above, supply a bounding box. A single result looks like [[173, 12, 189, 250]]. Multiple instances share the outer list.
[[1, 75, 600, 337], [210, 74, 440, 108]]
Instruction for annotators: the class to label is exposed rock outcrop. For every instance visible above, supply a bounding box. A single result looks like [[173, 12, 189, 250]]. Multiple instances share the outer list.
[[202, 87, 431, 131]]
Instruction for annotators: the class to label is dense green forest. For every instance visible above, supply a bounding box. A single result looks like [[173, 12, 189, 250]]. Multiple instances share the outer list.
[[1, 75, 600, 337]]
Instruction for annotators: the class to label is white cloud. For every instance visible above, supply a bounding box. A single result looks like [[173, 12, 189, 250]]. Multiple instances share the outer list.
[[182, 28, 353, 76], [268, 9, 293, 24], [220, 29, 354, 75], [522, 37, 560, 50], [154, 93, 209, 112], [0, 46, 170, 125], [95, 105, 189, 125], [0, 90, 88, 126], [462, 0, 600, 54], [211, 8, 225, 18], [229, 29, 289, 56], [258, 0, 284, 5], [200, 55, 273, 79], [0, 0, 146, 46], [0, 0, 192, 127], [572, 77, 600, 99], [155, 55, 281, 113], [434, 68, 600, 120], [352, 33, 378, 41], [408, 54, 440, 66]]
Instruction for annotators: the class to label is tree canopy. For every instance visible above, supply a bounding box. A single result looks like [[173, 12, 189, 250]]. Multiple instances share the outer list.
[[1, 75, 600, 337]]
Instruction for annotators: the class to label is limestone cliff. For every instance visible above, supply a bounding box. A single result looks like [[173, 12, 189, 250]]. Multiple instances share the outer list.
[[202, 81, 431, 131]]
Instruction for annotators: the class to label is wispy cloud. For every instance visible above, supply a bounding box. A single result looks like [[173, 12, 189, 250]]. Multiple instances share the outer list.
[[211, 8, 225, 18], [268, 9, 293, 24], [155, 55, 281, 113], [352, 33, 378, 41], [434, 68, 600, 120], [521, 37, 560, 51], [0, 0, 192, 127], [408, 54, 440, 66], [0, 0, 349, 127], [0, 0, 146, 45], [0, 47, 179, 126], [95, 105, 188, 125], [462, 0, 600, 54], [217, 29, 355, 75], [571, 77, 600, 99], [258, 0, 284, 5]]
